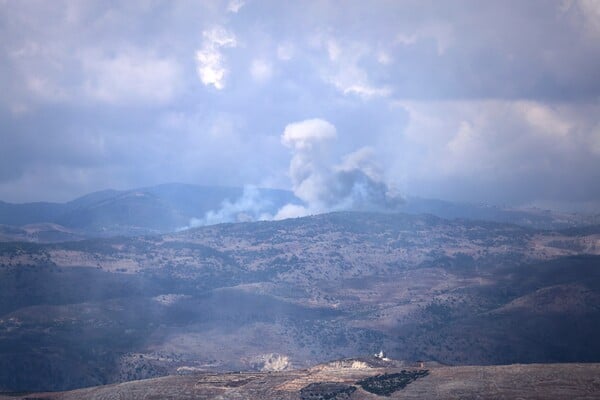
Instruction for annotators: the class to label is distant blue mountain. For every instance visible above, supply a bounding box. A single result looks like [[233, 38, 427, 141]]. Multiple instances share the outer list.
[[0, 183, 300, 236], [400, 196, 598, 230], [0, 183, 596, 239]]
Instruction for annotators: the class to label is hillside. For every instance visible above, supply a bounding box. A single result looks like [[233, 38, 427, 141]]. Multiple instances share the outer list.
[[0, 184, 300, 238], [1, 358, 598, 399], [1, 212, 599, 391], [0, 184, 597, 242]]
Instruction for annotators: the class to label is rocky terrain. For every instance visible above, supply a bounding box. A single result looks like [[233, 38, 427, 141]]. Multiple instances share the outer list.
[[1, 357, 599, 399], [0, 211, 599, 392]]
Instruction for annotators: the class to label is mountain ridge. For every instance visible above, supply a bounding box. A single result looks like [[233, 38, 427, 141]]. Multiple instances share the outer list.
[[1, 211, 599, 391], [0, 184, 597, 242]]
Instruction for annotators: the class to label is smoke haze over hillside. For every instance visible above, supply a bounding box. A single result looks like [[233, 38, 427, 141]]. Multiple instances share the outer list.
[[185, 119, 403, 226]]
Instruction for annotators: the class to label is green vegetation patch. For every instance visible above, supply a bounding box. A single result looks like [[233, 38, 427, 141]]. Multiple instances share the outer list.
[[300, 382, 357, 400], [357, 370, 429, 396]]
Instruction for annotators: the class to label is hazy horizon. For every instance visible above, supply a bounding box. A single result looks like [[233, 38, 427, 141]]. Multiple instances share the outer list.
[[1, 0, 600, 213], [1, 181, 598, 215]]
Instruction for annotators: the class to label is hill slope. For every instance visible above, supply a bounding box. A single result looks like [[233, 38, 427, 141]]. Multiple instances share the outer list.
[[0, 184, 300, 238], [1, 212, 599, 391], [1, 359, 598, 399], [0, 184, 597, 241]]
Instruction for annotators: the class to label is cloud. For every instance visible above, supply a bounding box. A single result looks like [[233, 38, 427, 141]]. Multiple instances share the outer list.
[[566, 0, 600, 38], [276, 43, 294, 61], [250, 59, 273, 82], [82, 51, 181, 105], [339, 84, 391, 98], [24, 75, 70, 103], [395, 23, 455, 55], [392, 100, 600, 204], [316, 37, 391, 99], [0, 0, 599, 211], [195, 27, 237, 90], [517, 102, 572, 137], [227, 0, 245, 13]]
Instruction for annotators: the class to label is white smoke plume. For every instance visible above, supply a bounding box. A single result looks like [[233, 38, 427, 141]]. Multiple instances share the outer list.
[[185, 118, 403, 228], [275, 118, 403, 219], [185, 186, 275, 228]]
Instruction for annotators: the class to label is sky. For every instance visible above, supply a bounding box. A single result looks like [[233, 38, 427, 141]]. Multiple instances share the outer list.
[[1, 0, 599, 211]]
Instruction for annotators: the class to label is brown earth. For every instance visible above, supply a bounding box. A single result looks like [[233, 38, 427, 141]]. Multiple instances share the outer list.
[[1, 359, 598, 399]]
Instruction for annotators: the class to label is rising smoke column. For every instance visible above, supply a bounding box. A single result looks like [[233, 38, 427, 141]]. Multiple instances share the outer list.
[[275, 118, 403, 219], [187, 118, 404, 227]]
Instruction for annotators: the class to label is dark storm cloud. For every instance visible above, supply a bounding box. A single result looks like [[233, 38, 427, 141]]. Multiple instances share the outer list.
[[0, 0, 598, 210]]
